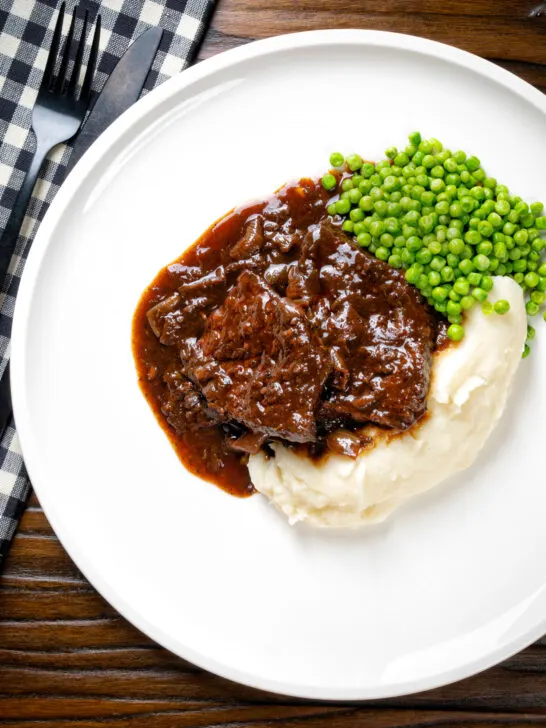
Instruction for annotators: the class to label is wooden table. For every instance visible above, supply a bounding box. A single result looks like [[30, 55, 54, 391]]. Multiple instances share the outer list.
[[1, 1, 545, 725]]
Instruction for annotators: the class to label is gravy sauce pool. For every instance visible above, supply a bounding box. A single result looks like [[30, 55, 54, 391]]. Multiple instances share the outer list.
[[132, 178, 448, 498]]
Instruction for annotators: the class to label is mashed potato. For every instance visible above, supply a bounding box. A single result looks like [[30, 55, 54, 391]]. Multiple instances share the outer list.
[[249, 277, 527, 527]]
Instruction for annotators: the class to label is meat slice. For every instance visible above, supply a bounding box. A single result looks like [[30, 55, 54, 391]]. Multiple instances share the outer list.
[[147, 293, 180, 339], [230, 216, 264, 260], [300, 221, 436, 430], [180, 271, 331, 443]]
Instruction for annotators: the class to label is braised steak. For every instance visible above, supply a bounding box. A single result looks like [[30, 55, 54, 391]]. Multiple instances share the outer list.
[[132, 178, 443, 496]]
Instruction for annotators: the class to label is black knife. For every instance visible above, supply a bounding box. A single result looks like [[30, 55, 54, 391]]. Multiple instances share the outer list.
[[66, 26, 163, 175], [0, 27, 163, 439]]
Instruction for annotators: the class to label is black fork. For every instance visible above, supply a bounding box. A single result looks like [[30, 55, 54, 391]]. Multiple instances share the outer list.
[[0, 2, 101, 277]]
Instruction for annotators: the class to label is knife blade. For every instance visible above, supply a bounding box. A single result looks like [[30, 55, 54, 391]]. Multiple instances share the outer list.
[[65, 26, 163, 175], [0, 26, 163, 440]]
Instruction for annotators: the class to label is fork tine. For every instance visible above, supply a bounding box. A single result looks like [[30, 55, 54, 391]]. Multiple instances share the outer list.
[[41, 2, 65, 91], [67, 8, 88, 97], [80, 13, 100, 102], [54, 4, 77, 94]]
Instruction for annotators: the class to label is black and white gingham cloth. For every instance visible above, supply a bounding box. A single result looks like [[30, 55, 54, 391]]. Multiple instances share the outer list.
[[0, 0, 217, 563]]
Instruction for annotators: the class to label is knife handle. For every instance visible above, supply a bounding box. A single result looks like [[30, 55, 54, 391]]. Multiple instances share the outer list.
[[0, 365, 12, 440]]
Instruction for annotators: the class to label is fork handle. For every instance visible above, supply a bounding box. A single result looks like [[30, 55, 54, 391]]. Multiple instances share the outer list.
[[0, 139, 50, 287]]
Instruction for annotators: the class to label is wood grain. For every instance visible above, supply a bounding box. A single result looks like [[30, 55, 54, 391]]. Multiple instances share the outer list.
[[1, 0, 545, 725]]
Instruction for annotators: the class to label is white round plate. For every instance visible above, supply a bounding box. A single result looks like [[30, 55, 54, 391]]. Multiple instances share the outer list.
[[11, 30, 546, 700]]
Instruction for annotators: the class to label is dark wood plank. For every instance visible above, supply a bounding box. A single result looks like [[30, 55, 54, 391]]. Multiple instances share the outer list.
[[2, 0, 545, 725], [212, 4, 546, 64]]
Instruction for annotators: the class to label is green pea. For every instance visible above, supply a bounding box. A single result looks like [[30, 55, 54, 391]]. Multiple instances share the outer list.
[[370, 220, 385, 237], [472, 287, 488, 302], [416, 248, 433, 265], [477, 241, 493, 256], [432, 286, 448, 301], [321, 174, 337, 191], [329, 152, 345, 168], [359, 196, 374, 211], [446, 238, 463, 256], [514, 229, 529, 245], [525, 272, 540, 288], [461, 197, 475, 214], [450, 202, 463, 218], [481, 276, 494, 292], [495, 199, 511, 217], [445, 300, 461, 317], [405, 210, 421, 226], [487, 213, 503, 230], [406, 235, 423, 252], [429, 178, 445, 194], [387, 202, 402, 218], [476, 221, 493, 239], [493, 242, 508, 261], [359, 179, 372, 194], [347, 188, 362, 205], [383, 175, 401, 192], [405, 265, 421, 284], [460, 295, 475, 310], [374, 200, 388, 217], [474, 254, 491, 271], [467, 271, 482, 287], [459, 259, 474, 275], [430, 255, 446, 271], [526, 300, 540, 316], [342, 220, 354, 233], [453, 278, 470, 296], [465, 230, 482, 246], [353, 222, 365, 236], [428, 271, 441, 286], [335, 198, 351, 215], [347, 153, 363, 171], [447, 323, 465, 341]]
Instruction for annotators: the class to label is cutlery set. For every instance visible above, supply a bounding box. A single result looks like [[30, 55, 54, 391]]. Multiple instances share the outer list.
[[0, 3, 163, 437]]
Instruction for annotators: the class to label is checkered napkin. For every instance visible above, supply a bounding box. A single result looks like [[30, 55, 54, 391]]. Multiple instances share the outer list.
[[0, 0, 217, 562]]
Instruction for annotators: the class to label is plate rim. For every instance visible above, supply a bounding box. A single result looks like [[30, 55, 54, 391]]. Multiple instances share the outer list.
[[10, 28, 546, 701]]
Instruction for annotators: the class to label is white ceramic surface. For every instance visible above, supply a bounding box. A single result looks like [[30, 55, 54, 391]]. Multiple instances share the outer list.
[[11, 30, 546, 700]]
